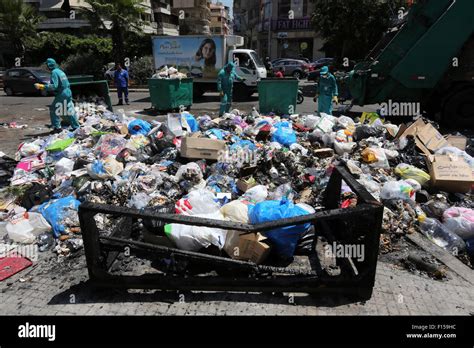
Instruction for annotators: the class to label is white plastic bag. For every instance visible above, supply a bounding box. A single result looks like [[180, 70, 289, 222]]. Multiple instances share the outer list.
[[220, 201, 249, 223], [380, 180, 416, 201], [241, 185, 268, 204], [166, 211, 227, 251], [6, 212, 52, 244], [175, 162, 203, 182], [175, 189, 220, 215], [334, 142, 356, 155], [304, 115, 321, 129], [55, 157, 75, 175]]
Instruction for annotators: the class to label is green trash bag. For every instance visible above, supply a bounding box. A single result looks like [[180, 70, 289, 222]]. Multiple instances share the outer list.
[[46, 138, 75, 152]]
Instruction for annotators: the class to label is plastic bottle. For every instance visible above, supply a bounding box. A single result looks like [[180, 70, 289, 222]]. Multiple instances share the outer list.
[[418, 216, 466, 255]]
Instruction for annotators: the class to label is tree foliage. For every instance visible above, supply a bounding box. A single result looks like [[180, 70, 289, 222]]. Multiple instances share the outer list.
[[80, 0, 145, 64], [25, 32, 113, 67], [0, 0, 43, 65], [311, 0, 408, 60], [129, 55, 154, 85]]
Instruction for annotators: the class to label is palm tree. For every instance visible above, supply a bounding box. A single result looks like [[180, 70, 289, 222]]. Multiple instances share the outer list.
[[80, 0, 146, 65], [0, 0, 43, 64]]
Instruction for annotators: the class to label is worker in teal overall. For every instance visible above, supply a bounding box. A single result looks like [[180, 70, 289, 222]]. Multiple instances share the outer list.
[[217, 62, 244, 116], [34, 58, 80, 133], [315, 66, 339, 115]]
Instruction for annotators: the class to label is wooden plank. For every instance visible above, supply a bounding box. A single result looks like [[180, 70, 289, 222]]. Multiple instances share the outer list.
[[407, 233, 474, 285]]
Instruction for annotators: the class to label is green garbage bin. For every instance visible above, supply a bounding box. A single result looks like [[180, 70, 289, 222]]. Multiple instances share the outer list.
[[70, 80, 113, 111], [148, 78, 193, 112], [258, 78, 299, 115], [68, 75, 94, 84]]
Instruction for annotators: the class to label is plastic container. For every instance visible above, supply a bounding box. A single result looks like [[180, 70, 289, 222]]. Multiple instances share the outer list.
[[258, 78, 298, 114], [419, 217, 466, 255], [148, 78, 193, 111]]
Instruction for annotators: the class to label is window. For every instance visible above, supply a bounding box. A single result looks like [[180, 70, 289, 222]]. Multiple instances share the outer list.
[[8, 70, 20, 77]]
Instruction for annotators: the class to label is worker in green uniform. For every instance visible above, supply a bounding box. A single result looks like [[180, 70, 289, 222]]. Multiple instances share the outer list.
[[217, 62, 244, 116], [34, 58, 80, 133], [315, 66, 339, 115]]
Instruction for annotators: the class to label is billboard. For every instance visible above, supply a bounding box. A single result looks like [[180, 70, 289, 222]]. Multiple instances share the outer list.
[[152, 36, 224, 79]]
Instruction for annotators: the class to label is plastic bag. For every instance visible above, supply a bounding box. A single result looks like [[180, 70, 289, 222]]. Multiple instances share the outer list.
[[37, 196, 80, 237], [271, 122, 297, 147], [394, 163, 431, 186], [241, 185, 268, 204], [270, 183, 295, 201], [182, 112, 199, 133], [220, 201, 249, 223], [337, 116, 355, 129], [175, 189, 220, 215], [6, 212, 52, 244], [316, 114, 335, 133], [175, 162, 203, 182], [46, 138, 75, 152], [361, 147, 389, 169], [19, 142, 42, 157], [165, 211, 227, 251], [354, 125, 382, 141], [128, 119, 152, 136], [94, 134, 127, 158], [128, 192, 152, 210], [380, 180, 415, 201], [442, 207, 474, 240], [249, 198, 311, 259], [304, 115, 320, 129], [86, 157, 124, 180], [55, 157, 75, 175], [334, 142, 356, 155]]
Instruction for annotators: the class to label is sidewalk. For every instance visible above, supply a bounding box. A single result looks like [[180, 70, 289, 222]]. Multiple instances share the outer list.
[[1, 251, 473, 315]]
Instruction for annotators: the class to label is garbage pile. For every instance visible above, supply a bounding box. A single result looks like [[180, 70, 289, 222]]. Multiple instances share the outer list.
[[152, 66, 188, 80], [0, 103, 473, 267]]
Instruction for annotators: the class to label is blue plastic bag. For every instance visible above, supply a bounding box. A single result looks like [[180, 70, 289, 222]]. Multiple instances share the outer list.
[[37, 196, 81, 238], [249, 198, 310, 259], [271, 122, 297, 147], [128, 119, 152, 136], [182, 113, 199, 133]]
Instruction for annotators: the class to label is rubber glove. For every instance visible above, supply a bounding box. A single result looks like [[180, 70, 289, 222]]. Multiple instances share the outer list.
[[333, 96, 339, 104], [34, 83, 45, 90], [219, 91, 224, 97]]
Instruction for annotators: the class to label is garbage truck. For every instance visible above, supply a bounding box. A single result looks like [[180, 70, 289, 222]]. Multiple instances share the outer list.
[[349, 0, 474, 127], [151, 35, 267, 99]]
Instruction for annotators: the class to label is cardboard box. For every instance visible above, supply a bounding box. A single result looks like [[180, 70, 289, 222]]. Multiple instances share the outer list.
[[446, 135, 467, 151], [236, 177, 257, 192], [224, 232, 270, 264], [426, 155, 474, 193], [180, 136, 226, 160], [397, 119, 449, 156], [313, 148, 335, 158]]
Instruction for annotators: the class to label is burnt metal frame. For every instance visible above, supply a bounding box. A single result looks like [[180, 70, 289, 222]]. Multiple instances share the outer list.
[[79, 165, 384, 300]]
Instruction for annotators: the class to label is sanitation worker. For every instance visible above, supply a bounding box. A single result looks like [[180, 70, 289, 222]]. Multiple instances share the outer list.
[[217, 62, 244, 116], [34, 58, 80, 133], [315, 66, 339, 115]]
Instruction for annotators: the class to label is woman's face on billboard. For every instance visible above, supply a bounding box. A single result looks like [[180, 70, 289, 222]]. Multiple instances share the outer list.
[[202, 43, 214, 59]]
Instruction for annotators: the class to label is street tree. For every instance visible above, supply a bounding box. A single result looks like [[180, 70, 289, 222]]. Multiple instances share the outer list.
[[311, 0, 407, 61], [80, 0, 145, 65], [0, 0, 43, 66]]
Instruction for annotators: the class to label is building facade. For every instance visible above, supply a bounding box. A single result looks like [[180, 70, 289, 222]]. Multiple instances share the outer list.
[[234, 0, 325, 60], [172, 0, 211, 35], [210, 2, 231, 35], [22, 0, 178, 35]]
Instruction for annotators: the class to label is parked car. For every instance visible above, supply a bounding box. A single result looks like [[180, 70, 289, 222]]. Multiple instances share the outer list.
[[0, 67, 6, 89], [3, 67, 53, 96], [307, 65, 337, 82], [272, 59, 310, 79], [311, 57, 335, 70]]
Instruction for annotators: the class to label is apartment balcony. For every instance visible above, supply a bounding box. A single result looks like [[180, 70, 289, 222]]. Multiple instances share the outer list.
[[37, 17, 90, 29], [156, 22, 179, 36]]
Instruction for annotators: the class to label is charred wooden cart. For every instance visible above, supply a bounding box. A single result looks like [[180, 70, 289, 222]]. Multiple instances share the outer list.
[[79, 166, 383, 300]]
